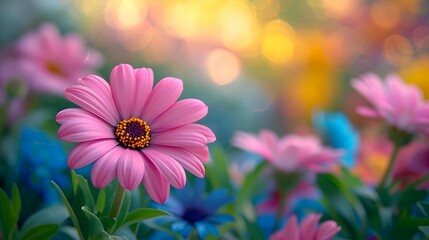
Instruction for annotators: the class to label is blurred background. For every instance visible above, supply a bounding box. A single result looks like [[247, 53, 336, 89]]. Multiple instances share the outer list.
[[1, 0, 429, 145]]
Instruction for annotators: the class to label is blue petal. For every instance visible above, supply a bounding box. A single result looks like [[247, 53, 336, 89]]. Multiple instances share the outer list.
[[196, 222, 218, 239], [171, 220, 189, 232], [207, 214, 234, 224], [180, 225, 193, 239], [203, 189, 233, 212]]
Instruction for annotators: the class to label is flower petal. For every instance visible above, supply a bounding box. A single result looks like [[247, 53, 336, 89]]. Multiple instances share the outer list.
[[117, 150, 145, 190], [315, 220, 341, 240], [299, 214, 321, 240], [64, 82, 119, 126], [150, 146, 205, 178], [91, 146, 123, 188], [58, 117, 114, 142], [150, 99, 208, 131], [183, 146, 210, 163], [131, 68, 154, 117], [232, 131, 274, 161], [56, 108, 91, 124], [151, 128, 207, 148], [142, 77, 183, 123], [142, 157, 170, 203], [110, 64, 136, 119], [143, 148, 186, 188], [155, 123, 216, 144], [68, 139, 118, 169]]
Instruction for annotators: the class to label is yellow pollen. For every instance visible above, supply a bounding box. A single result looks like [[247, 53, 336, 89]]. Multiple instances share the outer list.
[[114, 117, 151, 149], [46, 62, 64, 76]]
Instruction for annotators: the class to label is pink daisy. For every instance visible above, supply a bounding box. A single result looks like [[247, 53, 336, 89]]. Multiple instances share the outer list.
[[270, 214, 341, 240], [1, 23, 102, 94], [232, 130, 342, 173], [352, 73, 429, 135], [56, 64, 215, 203]]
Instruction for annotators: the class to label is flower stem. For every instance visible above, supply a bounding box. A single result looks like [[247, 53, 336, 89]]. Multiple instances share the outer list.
[[275, 190, 287, 230], [109, 185, 125, 218], [378, 143, 401, 190]]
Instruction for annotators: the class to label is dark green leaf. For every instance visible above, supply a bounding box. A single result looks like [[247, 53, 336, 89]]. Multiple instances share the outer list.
[[419, 226, 429, 238], [96, 189, 106, 215], [71, 170, 78, 195], [11, 184, 21, 218], [20, 224, 59, 240], [418, 202, 429, 218], [100, 217, 117, 233], [81, 206, 109, 240], [121, 208, 170, 227], [77, 175, 95, 210], [21, 204, 68, 233], [113, 191, 131, 233], [0, 187, 18, 240], [51, 181, 85, 240]]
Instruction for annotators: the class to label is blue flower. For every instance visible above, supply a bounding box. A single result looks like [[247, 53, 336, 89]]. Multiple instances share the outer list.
[[313, 111, 359, 168], [18, 127, 69, 205], [152, 178, 234, 239]]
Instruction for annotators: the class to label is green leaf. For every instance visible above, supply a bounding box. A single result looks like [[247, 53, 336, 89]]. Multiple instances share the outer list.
[[81, 206, 109, 240], [418, 202, 429, 218], [21, 204, 68, 234], [121, 208, 170, 228], [51, 181, 85, 240], [113, 191, 132, 233], [11, 184, 21, 218], [0, 187, 18, 240], [100, 217, 117, 233], [205, 146, 234, 191], [71, 170, 78, 195], [20, 224, 59, 240], [419, 226, 429, 238], [96, 189, 106, 215], [76, 175, 96, 210]]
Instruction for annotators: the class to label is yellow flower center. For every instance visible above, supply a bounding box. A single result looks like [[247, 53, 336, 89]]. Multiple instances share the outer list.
[[46, 62, 65, 76], [114, 117, 151, 149]]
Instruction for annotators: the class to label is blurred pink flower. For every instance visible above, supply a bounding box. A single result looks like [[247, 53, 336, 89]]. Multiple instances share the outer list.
[[353, 129, 429, 188], [1, 23, 102, 94], [352, 73, 429, 135], [232, 130, 342, 173], [56, 64, 215, 203], [270, 214, 341, 240]]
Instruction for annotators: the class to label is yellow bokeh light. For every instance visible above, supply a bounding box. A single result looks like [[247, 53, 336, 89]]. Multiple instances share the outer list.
[[370, 0, 401, 29], [104, 0, 148, 30], [205, 49, 241, 86], [218, 1, 259, 52], [261, 19, 295, 64]]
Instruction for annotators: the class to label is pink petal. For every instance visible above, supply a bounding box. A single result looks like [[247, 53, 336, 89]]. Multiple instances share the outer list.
[[56, 108, 91, 124], [315, 221, 341, 240], [356, 106, 380, 118], [300, 214, 322, 240], [150, 99, 208, 131], [142, 157, 170, 203], [68, 139, 118, 169], [260, 129, 279, 153], [91, 147, 123, 188], [110, 64, 136, 119], [232, 131, 274, 161], [143, 148, 186, 188], [117, 150, 145, 190], [142, 77, 183, 123], [58, 118, 114, 142], [154, 123, 215, 143], [132, 68, 154, 117], [150, 146, 205, 178], [282, 215, 300, 240], [183, 146, 210, 163], [151, 129, 207, 148], [64, 83, 119, 126]]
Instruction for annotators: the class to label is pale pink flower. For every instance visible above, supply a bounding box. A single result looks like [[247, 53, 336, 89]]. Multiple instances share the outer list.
[[270, 214, 341, 240], [1, 23, 102, 94], [232, 130, 342, 173], [352, 73, 429, 135], [56, 64, 215, 203]]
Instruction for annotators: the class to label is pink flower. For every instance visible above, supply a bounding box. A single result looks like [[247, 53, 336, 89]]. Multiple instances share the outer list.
[[352, 73, 429, 135], [56, 64, 215, 203], [270, 214, 341, 240], [232, 130, 342, 173], [1, 23, 102, 94]]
